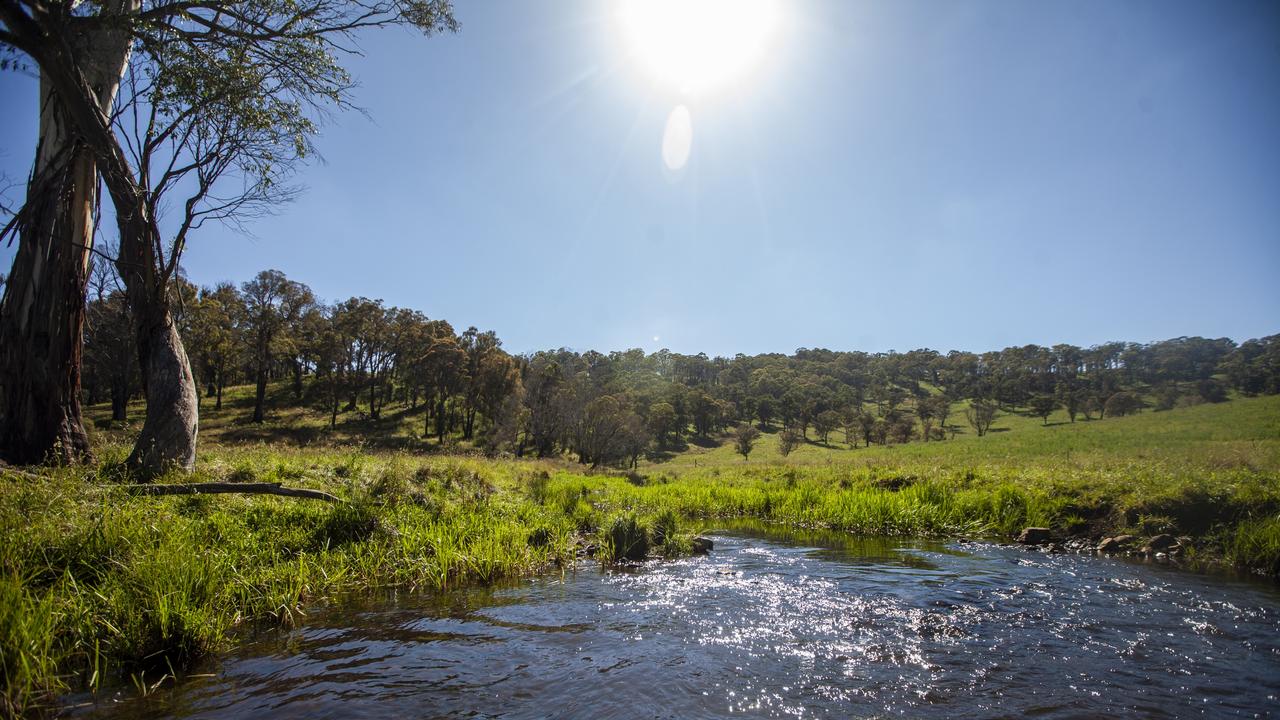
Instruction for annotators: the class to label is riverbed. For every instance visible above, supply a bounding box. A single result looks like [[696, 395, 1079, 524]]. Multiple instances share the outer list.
[[73, 525, 1280, 719]]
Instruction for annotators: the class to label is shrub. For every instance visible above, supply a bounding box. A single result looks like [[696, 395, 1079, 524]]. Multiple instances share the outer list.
[[604, 514, 650, 562]]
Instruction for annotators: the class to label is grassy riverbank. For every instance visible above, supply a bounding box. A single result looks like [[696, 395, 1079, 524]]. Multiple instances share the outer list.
[[3, 396, 1279, 716]]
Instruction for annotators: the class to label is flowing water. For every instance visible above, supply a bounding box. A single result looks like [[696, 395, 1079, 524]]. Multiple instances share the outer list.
[[73, 525, 1280, 719]]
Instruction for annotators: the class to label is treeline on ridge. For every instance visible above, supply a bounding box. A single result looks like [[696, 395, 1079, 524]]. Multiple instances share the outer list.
[[83, 266, 1280, 468]]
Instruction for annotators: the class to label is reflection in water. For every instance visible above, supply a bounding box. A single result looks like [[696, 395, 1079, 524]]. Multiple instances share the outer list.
[[72, 526, 1280, 719]]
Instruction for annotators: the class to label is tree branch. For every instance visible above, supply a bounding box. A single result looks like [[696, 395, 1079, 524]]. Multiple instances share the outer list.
[[119, 481, 341, 502]]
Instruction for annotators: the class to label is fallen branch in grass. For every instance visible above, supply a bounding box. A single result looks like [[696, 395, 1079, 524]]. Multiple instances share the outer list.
[[0, 465, 48, 482], [118, 482, 341, 503]]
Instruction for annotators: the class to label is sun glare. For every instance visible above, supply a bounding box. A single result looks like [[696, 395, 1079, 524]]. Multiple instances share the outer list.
[[618, 0, 779, 95]]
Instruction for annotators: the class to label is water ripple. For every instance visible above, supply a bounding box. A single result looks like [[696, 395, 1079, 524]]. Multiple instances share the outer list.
[[73, 527, 1280, 720]]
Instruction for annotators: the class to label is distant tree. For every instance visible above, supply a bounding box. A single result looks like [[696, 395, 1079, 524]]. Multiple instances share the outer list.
[[857, 411, 877, 448], [914, 399, 936, 441], [473, 346, 521, 439], [777, 427, 803, 457], [1103, 391, 1141, 418], [1153, 384, 1180, 412], [841, 410, 860, 447], [1056, 380, 1082, 423], [755, 396, 775, 429], [1196, 378, 1228, 404], [186, 283, 243, 411], [1222, 336, 1280, 396], [309, 308, 350, 430], [576, 395, 642, 468], [460, 327, 507, 439], [690, 390, 720, 438], [1028, 394, 1058, 425], [241, 271, 314, 423], [888, 417, 915, 444], [647, 401, 678, 447], [813, 410, 840, 445], [484, 390, 527, 456], [522, 356, 569, 458], [931, 395, 953, 438], [734, 423, 762, 461], [419, 327, 467, 442], [870, 417, 889, 445], [1080, 395, 1099, 421], [288, 305, 327, 402], [965, 398, 997, 437], [83, 285, 136, 422]]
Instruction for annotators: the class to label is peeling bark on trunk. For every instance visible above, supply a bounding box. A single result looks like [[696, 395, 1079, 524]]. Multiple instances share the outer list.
[[0, 22, 132, 465], [0, 135, 95, 464]]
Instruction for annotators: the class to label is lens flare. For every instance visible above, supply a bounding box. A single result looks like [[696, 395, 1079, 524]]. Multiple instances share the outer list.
[[662, 105, 693, 170]]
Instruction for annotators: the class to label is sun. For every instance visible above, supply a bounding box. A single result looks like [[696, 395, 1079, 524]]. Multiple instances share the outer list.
[[617, 0, 780, 96]]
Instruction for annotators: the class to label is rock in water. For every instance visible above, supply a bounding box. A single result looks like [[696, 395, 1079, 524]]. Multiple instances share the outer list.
[[1018, 527, 1052, 545], [1147, 534, 1177, 550], [691, 536, 714, 554], [1097, 535, 1136, 553]]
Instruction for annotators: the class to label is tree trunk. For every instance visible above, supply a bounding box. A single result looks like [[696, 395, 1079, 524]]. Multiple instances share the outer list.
[[215, 368, 223, 411], [0, 5, 135, 465], [127, 308, 198, 474], [253, 365, 268, 423], [0, 36, 129, 464], [110, 378, 128, 422], [292, 358, 303, 400], [0, 117, 97, 465], [436, 396, 447, 442]]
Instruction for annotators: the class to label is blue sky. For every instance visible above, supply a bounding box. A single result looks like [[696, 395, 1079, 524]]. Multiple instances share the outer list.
[[2, 0, 1278, 357]]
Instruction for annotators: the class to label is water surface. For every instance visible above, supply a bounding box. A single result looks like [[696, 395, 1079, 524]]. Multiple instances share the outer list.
[[75, 526, 1280, 719]]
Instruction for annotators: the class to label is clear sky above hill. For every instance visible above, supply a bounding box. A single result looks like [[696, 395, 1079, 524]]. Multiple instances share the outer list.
[[2, 0, 1278, 357]]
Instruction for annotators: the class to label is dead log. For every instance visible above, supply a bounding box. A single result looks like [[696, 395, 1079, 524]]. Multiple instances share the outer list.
[[119, 482, 341, 503]]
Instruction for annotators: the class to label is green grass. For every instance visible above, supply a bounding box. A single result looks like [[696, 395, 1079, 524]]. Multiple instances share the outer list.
[[659, 394, 1280, 472], [4, 391, 1276, 716], [0, 447, 701, 715]]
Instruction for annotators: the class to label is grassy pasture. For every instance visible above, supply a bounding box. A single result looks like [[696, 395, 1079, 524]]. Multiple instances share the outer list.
[[1, 391, 1277, 715]]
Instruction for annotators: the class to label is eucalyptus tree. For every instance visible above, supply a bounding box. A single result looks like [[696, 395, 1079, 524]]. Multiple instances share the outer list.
[[241, 270, 313, 424], [913, 398, 936, 441], [309, 305, 350, 430], [83, 262, 137, 422], [416, 321, 466, 441], [0, 0, 457, 472], [472, 344, 521, 439], [460, 327, 502, 439], [965, 398, 997, 437], [0, 0, 136, 464], [734, 423, 761, 461], [186, 282, 243, 410]]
